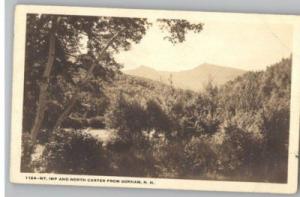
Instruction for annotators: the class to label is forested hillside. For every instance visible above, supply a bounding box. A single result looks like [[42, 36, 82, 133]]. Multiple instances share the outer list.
[[22, 57, 291, 183]]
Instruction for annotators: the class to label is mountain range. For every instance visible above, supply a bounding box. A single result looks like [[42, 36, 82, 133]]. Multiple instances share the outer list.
[[123, 63, 246, 91]]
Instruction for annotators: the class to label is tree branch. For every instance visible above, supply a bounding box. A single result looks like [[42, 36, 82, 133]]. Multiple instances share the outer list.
[[50, 30, 123, 136]]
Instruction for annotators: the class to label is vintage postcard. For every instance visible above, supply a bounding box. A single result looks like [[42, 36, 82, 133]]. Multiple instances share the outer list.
[[10, 5, 300, 193]]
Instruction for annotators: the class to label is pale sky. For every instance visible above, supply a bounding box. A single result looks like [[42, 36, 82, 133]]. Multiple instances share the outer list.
[[115, 21, 293, 71]]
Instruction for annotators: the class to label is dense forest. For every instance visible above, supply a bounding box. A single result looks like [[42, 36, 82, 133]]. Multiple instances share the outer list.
[[21, 14, 291, 183]]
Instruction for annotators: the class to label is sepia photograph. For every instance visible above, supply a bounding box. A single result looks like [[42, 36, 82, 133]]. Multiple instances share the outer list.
[[10, 5, 300, 194]]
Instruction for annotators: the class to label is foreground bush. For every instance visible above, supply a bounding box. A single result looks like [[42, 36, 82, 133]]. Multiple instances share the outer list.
[[40, 129, 110, 175]]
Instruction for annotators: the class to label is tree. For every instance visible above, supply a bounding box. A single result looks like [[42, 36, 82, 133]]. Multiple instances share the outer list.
[[26, 15, 149, 145], [146, 99, 172, 135], [24, 14, 204, 148]]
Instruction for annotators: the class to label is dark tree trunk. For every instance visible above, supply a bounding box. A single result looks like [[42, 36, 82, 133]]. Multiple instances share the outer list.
[[23, 18, 58, 172], [30, 25, 56, 145]]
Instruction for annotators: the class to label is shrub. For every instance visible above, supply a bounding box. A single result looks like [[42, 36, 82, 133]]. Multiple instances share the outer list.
[[41, 129, 110, 175]]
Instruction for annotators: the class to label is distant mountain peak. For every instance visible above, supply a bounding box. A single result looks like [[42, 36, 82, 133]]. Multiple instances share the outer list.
[[195, 63, 245, 72], [123, 63, 246, 91], [135, 65, 156, 71], [193, 63, 218, 70], [194, 63, 223, 69], [199, 62, 212, 67]]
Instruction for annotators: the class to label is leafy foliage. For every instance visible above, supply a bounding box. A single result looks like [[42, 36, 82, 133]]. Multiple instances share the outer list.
[[40, 130, 110, 175]]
